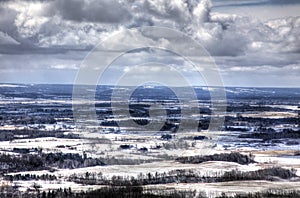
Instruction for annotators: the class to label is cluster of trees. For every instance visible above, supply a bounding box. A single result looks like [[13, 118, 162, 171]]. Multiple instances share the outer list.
[[1, 185, 300, 198], [0, 187, 73, 198], [67, 166, 296, 186], [220, 167, 297, 182], [238, 117, 298, 127], [162, 140, 191, 150], [226, 104, 285, 113], [0, 151, 158, 174], [2, 186, 204, 198], [218, 189, 300, 198], [74, 186, 202, 198], [40, 152, 105, 169], [224, 126, 249, 132], [0, 153, 44, 173], [239, 129, 300, 141], [0, 114, 57, 126], [225, 115, 298, 129], [0, 129, 79, 141], [0, 152, 105, 173], [69, 170, 199, 186], [4, 173, 57, 181], [176, 152, 255, 165], [254, 127, 276, 133], [97, 155, 155, 165]]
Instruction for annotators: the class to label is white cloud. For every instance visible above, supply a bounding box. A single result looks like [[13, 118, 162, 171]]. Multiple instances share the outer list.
[[211, 0, 300, 21], [0, 0, 299, 86], [2, 0, 299, 56]]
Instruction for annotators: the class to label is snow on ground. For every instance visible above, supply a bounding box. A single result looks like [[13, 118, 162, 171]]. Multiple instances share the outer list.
[[0, 131, 299, 196], [0, 137, 86, 154], [241, 111, 297, 119], [8, 160, 260, 179], [254, 154, 300, 176], [255, 154, 300, 165], [266, 105, 299, 111], [11, 180, 103, 192], [146, 180, 300, 198], [0, 84, 27, 88]]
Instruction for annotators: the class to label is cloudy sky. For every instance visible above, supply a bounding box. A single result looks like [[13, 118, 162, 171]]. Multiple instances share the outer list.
[[0, 0, 299, 87]]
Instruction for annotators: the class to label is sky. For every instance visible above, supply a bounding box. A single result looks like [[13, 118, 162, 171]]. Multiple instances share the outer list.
[[0, 0, 299, 87]]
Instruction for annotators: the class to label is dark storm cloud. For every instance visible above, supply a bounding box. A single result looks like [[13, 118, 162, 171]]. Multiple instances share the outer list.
[[46, 0, 132, 23], [0, 44, 92, 55], [0, 6, 18, 41]]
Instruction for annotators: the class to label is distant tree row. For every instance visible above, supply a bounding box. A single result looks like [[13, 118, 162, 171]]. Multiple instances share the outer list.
[[1, 184, 300, 198], [0, 152, 105, 173], [239, 129, 300, 140], [218, 189, 300, 198], [0, 129, 79, 141], [4, 173, 57, 182], [40, 186, 203, 198], [176, 152, 255, 165], [220, 167, 297, 182], [67, 166, 296, 186]]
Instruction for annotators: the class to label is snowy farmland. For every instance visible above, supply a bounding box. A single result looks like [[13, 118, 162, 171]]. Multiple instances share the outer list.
[[0, 84, 300, 197]]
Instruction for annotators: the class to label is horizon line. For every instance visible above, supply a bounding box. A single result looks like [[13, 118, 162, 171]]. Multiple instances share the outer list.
[[1, 82, 300, 89]]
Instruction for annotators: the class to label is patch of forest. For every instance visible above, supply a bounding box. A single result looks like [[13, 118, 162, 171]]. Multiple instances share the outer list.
[[2, 185, 300, 198], [176, 152, 255, 165], [0, 130, 79, 141], [239, 129, 300, 140], [0, 152, 105, 173], [67, 167, 296, 186]]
